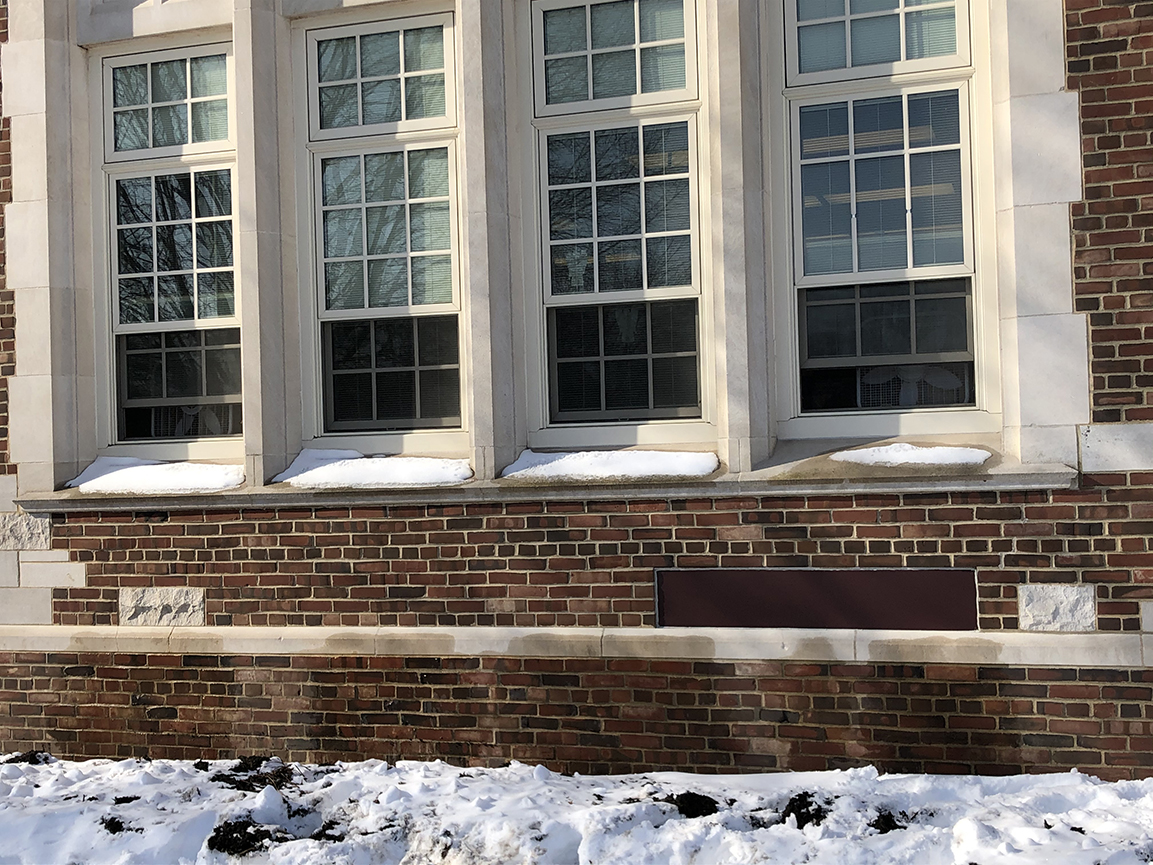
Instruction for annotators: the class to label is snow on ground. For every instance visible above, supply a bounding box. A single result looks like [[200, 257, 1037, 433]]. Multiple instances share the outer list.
[[829, 443, 992, 467], [2, 755, 1153, 864], [271, 449, 473, 489], [66, 457, 245, 495], [501, 450, 719, 482]]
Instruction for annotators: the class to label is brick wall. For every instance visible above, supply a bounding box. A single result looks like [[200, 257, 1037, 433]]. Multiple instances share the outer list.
[[0, 0, 15, 473], [1067, 0, 1153, 422], [2, 652, 1152, 780], [48, 472, 1153, 632]]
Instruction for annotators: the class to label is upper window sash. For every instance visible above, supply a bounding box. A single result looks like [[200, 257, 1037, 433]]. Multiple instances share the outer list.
[[306, 13, 457, 141], [784, 0, 970, 86], [790, 82, 974, 288], [532, 0, 698, 118], [103, 44, 235, 163]]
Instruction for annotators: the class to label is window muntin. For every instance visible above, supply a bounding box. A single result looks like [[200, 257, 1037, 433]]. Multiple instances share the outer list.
[[307, 14, 455, 140], [532, 0, 696, 116]]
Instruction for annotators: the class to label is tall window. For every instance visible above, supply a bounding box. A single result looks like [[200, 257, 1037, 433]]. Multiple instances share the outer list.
[[306, 14, 460, 432], [787, 2, 975, 413], [104, 46, 240, 441], [533, 0, 701, 423]]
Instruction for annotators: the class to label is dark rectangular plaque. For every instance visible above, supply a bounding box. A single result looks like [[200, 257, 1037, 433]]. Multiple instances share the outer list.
[[656, 569, 977, 630]]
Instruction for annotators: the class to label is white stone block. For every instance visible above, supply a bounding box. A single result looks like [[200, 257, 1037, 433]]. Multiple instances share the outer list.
[[1017, 425, 1079, 468], [1018, 584, 1096, 632], [1013, 204, 1074, 317], [0, 588, 51, 624], [14, 289, 52, 377], [0, 476, 18, 513], [1081, 423, 1153, 472], [8, 376, 54, 464], [4, 200, 50, 289], [0, 512, 51, 550], [120, 587, 205, 627], [1141, 601, 1153, 633], [1006, 0, 1066, 98], [19, 560, 84, 588], [18, 550, 69, 562], [0, 552, 17, 587], [1010, 92, 1083, 206], [8, 114, 46, 204], [0, 40, 45, 116], [1017, 314, 1090, 428]]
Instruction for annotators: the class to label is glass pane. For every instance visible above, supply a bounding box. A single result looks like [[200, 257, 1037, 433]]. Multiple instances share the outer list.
[[549, 188, 594, 240], [850, 0, 897, 11], [324, 209, 364, 258], [366, 205, 408, 256], [190, 55, 227, 98], [332, 373, 374, 421], [195, 170, 231, 218], [650, 299, 697, 353], [596, 183, 642, 236], [198, 271, 235, 318], [545, 57, 589, 104], [860, 300, 911, 355], [643, 122, 689, 176], [855, 156, 908, 271], [113, 110, 150, 152], [118, 227, 153, 275], [555, 307, 600, 357], [644, 178, 690, 232], [860, 281, 908, 297], [800, 162, 852, 274], [362, 79, 402, 125], [408, 147, 450, 198], [368, 258, 409, 306], [556, 361, 602, 412], [155, 173, 192, 221], [910, 149, 964, 266], [376, 370, 417, 420], [361, 31, 401, 77], [545, 7, 587, 54], [156, 224, 193, 272], [604, 359, 649, 409], [409, 201, 451, 251], [205, 347, 242, 396], [548, 132, 592, 185], [322, 156, 362, 206], [805, 303, 856, 357], [798, 22, 846, 73], [165, 331, 201, 348], [118, 278, 154, 324], [125, 352, 163, 400], [404, 26, 444, 71], [639, 0, 685, 40], [157, 274, 195, 321], [603, 304, 648, 355], [915, 296, 968, 352], [318, 37, 357, 83], [592, 51, 636, 99], [598, 239, 643, 291], [799, 103, 849, 159], [851, 15, 900, 66], [365, 152, 406, 202], [595, 128, 640, 181], [319, 83, 359, 129], [419, 368, 460, 419], [191, 100, 228, 143], [908, 90, 960, 147], [915, 277, 967, 294], [124, 334, 162, 350], [797, 0, 845, 20], [646, 234, 691, 286], [417, 316, 460, 365], [196, 221, 234, 268], [151, 60, 187, 103], [640, 45, 686, 93], [331, 322, 372, 369], [591, 1, 635, 48], [551, 243, 595, 294], [152, 104, 188, 148], [906, 7, 957, 59], [166, 350, 202, 398], [112, 65, 148, 108], [853, 96, 903, 153], [652, 355, 697, 407], [325, 261, 365, 310], [116, 178, 152, 225], [375, 318, 415, 367], [411, 255, 452, 304], [405, 73, 446, 119], [204, 328, 239, 346]]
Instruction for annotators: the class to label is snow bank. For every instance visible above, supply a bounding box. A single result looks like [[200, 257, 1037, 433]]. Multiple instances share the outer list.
[[271, 448, 472, 489], [829, 443, 992, 467], [501, 449, 719, 482], [65, 457, 244, 495], [1, 756, 1153, 864]]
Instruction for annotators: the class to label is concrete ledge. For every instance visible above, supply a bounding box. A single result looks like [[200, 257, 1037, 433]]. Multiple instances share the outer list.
[[0, 625, 1144, 667]]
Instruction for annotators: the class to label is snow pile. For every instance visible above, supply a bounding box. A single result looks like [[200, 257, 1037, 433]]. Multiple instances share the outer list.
[[829, 443, 992, 467], [65, 457, 244, 495], [271, 448, 472, 490], [3, 755, 1153, 864], [501, 450, 719, 482]]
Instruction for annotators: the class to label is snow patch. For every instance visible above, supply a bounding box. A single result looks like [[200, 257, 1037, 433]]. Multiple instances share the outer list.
[[271, 448, 472, 489], [829, 443, 992, 467], [501, 449, 719, 482], [65, 457, 244, 495]]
